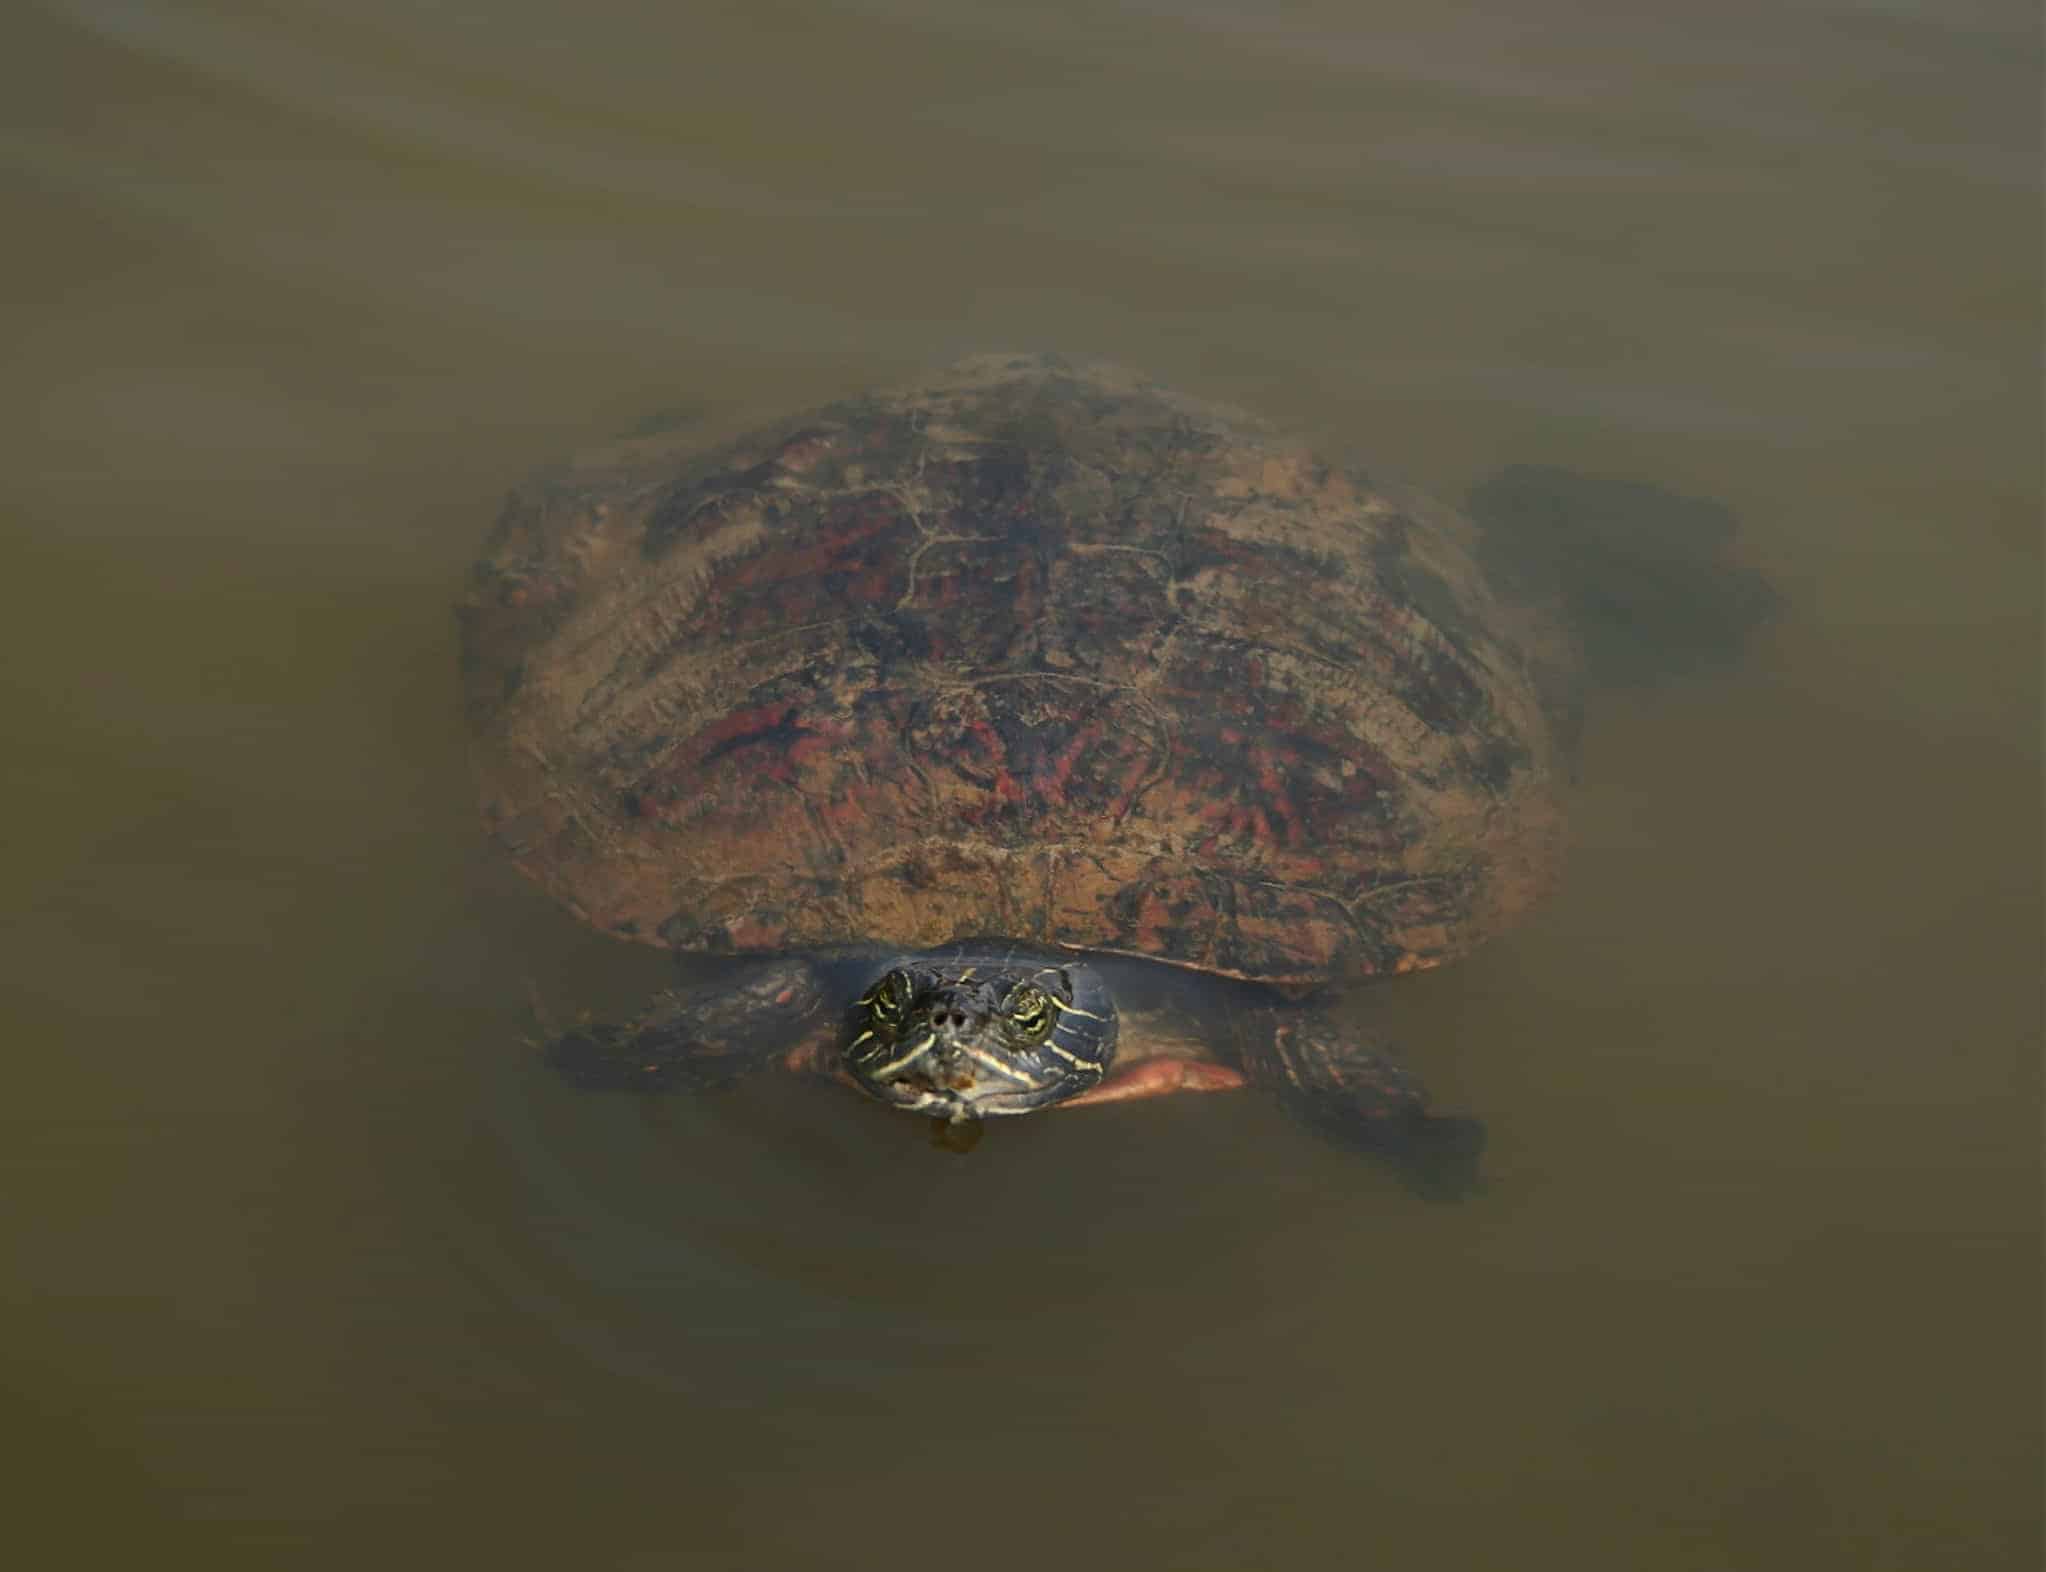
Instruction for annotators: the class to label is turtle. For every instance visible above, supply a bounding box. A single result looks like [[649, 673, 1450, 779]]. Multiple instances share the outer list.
[[460, 353, 1771, 1197]]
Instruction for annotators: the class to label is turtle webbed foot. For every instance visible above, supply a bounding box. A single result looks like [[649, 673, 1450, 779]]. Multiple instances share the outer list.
[[1284, 1085, 1487, 1202], [544, 1020, 739, 1094], [1248, 1018, 1488, 1201], [543, 958, 832, 1096], [1377, 1113, 1487, 1203]]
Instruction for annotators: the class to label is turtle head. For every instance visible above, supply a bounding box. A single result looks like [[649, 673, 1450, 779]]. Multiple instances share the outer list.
[[842, 953, 1117, 1124]]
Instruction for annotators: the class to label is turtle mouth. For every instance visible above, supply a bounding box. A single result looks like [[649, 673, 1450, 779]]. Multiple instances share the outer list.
[[842, 958, 1116, 1122], [856, 1026, 1066, 1118]]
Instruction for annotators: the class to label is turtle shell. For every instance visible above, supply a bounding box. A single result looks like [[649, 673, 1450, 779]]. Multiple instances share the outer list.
[[461, 354, 1573, 985]]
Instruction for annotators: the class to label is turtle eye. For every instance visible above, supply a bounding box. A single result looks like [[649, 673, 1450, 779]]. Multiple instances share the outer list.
[[867, 970, 911, 1026], [1005, 984, 1055, 1044]]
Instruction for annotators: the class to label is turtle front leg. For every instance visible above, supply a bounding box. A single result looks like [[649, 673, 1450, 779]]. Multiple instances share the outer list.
[[1240, 1008, 1487, 1201], [545, 957, 836, 1094]]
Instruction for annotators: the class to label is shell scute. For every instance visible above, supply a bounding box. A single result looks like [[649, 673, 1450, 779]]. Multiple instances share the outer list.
[[462, 355, 1572, 981]]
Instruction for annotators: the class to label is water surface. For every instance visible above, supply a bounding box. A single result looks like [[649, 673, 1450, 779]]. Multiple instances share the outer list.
[[3, 2, 2038, 1567]]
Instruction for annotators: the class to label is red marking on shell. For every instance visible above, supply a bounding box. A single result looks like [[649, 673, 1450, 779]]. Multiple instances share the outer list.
[[688, 701, 799, 760], [783, 728, 844, 768], [723, 499, 894, 585], [1034, 724, 1096, 806], [464, 356, 1573, 978]]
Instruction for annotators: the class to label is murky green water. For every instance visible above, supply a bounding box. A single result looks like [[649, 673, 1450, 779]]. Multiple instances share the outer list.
[[4, 2, 2038, 1566]]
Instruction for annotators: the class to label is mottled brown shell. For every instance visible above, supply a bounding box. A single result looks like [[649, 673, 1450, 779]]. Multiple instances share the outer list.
[[461, 355, 1573, 985]]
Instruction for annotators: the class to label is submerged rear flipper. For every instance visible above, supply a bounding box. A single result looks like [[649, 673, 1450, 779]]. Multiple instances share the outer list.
[[1469, 464, 1780, 690]]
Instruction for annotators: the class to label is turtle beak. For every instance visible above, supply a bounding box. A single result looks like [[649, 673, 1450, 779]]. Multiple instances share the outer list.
[[862, 991, 1039, 1111], [884, 1000, 1020, 1099]]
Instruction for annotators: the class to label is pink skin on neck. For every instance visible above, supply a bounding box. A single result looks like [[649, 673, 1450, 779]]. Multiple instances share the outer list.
[[1059, 1057, 1246, 1107]]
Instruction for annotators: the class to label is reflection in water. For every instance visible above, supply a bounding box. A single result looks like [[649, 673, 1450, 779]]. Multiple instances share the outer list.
[[3, 1, 2037, 1567]]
